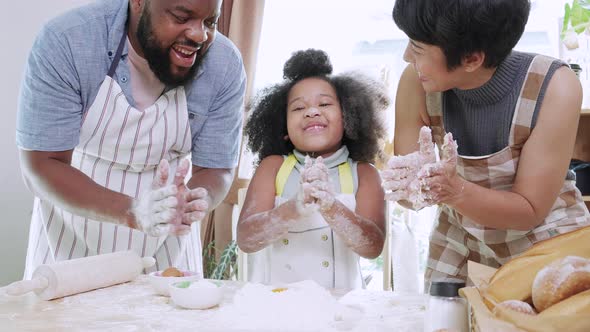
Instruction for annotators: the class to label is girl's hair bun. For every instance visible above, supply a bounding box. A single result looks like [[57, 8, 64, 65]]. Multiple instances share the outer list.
[[283, 49, 333, 81]]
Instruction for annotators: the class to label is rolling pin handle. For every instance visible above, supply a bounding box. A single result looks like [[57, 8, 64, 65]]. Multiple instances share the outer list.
[[142, 256, 156, 269], [5, 276, 49, 296]]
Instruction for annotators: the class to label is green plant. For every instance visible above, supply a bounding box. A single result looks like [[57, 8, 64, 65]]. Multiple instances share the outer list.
[[562, 0, 590, 49], [202, 240, 238, 280]]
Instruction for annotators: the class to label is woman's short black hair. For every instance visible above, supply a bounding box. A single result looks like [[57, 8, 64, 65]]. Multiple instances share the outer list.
[[245, 49, 389, 165], [393, 0, 531, 69]]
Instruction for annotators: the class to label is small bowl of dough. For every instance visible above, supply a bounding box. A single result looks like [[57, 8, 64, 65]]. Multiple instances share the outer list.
[[148, 267, 200, 296], [169, 279, 224, 309]]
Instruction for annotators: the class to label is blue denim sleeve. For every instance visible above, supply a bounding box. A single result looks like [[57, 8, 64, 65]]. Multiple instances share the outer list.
[[16, 25, 83, 151], [190, 52, 246, 169]]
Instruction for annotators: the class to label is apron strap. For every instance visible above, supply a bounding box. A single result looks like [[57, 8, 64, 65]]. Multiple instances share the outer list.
[[275, 154, 354, 196], [424, 92, 445, 148], [107, 31, 128, 78], [508, 55, 554, 147], [275, 154, 298, 196], [338, 162, 353, 194]]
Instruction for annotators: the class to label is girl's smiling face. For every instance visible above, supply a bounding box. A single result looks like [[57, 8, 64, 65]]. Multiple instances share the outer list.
[[286, 77, 344, 157]]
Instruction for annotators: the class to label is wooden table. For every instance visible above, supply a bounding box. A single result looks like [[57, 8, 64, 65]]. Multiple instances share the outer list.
[[0, 276, 426, 331]]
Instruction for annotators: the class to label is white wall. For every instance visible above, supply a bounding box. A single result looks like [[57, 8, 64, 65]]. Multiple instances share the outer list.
[[0, 0, 92, 286]]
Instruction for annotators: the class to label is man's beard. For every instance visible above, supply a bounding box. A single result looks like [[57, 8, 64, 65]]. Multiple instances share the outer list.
[[136, 8, 206, 87]]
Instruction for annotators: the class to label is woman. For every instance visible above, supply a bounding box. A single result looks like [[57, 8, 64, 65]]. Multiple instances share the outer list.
[[383, 0, 590, 289]]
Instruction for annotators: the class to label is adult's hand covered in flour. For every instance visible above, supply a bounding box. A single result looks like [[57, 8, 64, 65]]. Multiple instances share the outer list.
[[416, 132, 464, 205], [174, 158, 209, 226], [131, 159, 188, 237], [301, 156, 335, 211], [382, 126, 436, 209]]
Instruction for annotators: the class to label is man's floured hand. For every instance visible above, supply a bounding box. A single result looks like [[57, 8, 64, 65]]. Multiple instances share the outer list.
[[183, 187, 209, 225], [131, 159, 186, 237], [172, 158, 210, 228]]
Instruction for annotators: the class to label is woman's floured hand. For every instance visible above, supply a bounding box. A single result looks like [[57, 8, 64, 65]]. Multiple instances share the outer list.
[[382, 126, 436, 202], [416, 132, 465, 204]]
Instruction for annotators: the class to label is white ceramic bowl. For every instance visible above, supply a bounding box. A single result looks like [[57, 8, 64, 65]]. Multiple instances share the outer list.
[[169, 279, 224, 310], [148, 270, 200, 296]]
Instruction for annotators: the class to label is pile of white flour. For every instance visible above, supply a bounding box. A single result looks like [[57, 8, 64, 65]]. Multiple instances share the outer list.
[[213, 280, 357, 331]]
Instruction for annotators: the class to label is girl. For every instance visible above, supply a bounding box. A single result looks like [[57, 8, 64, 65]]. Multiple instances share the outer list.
[[237, 49, 389, 289]]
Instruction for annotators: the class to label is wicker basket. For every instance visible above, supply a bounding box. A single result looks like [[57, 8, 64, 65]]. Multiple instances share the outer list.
[[460, 261, 590, 332]]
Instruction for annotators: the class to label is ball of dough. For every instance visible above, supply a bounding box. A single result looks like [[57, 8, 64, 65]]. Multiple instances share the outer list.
[[161, 267, 184, 277], [493, 300, 537, 316], [532, 256, 590, 312]]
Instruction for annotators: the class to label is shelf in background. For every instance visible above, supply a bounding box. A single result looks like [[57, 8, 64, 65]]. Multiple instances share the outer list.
[[582, 108, 590, 116], [584, 196, 590, 202]]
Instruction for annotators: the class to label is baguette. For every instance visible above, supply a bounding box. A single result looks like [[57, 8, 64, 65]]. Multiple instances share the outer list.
[[483, 226, 590, 307]]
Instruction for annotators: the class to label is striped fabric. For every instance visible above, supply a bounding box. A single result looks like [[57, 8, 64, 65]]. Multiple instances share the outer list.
[[24, 75, 201, 279], [424, 55, 590, 283]]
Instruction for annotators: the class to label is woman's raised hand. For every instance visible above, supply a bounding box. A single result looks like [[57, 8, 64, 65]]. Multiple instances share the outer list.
[[382, 126, 436, 204]]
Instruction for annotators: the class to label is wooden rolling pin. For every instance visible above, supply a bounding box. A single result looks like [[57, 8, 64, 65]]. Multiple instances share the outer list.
[[5, 251, 155, 300]]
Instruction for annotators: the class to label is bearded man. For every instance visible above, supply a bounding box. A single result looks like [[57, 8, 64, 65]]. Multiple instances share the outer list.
[[16, 0, 246, 277]]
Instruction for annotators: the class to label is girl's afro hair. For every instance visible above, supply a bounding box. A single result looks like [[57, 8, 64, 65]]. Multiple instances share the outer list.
[[283, 49, 333, 81], [245, 49, 389, 165]]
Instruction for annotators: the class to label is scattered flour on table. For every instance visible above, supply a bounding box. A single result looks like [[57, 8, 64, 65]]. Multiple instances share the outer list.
[[214, 280, 347, 331], [339, 290, 426, 332], [3, 276, 426, 332], [213, 280, 426, 332]]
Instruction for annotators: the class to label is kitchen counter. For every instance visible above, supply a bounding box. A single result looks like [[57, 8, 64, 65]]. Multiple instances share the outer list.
[[0, 276, 426, 332]]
